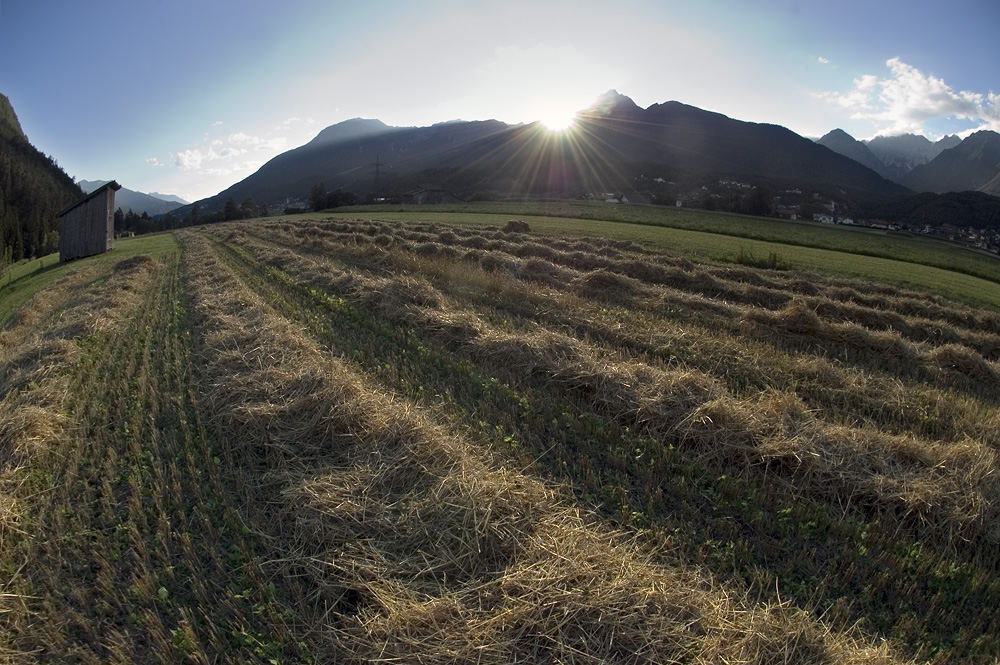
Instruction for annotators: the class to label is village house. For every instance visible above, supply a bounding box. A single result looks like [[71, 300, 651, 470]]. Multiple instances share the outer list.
[[58, 180, 121, 262]]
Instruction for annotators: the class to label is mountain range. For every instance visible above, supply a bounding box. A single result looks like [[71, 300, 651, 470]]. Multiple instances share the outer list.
[[816, 128, 999, 196], [867, 133, 961, 180], [4, 88, 1000, 256], [177, 90, 910, 218], [78, 179, 188, 216], [902, 131, 1000, 196]]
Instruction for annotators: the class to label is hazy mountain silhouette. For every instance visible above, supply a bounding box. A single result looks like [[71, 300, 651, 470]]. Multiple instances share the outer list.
[[173, 118, 512, 215], [901, 131, 1000, 195], [148, 192, 189, 205], [177, 91, 906, 216], [817, 129, 889, 178], [865, 133, 961, 181], [79, 180, 185, 216]]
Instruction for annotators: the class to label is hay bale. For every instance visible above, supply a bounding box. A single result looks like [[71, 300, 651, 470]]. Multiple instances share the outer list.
[[929, 344, 1000, 387], [414, 242, 438, 257], [479, 253, 517, 275], [518, 257, 570, 286], [571, 269, 642, 303], [503, 219, 531, 233]]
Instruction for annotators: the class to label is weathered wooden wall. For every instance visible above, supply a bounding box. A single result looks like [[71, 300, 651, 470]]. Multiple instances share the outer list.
[[59, 188, 115, 261]]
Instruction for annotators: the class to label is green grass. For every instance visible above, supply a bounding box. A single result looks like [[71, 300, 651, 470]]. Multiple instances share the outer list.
[[214, 223, 1000, 661], [341, 201, 1000, 285], [309, 209, 1000, 309], [0, 233, 178, 326], [5, 216, 997, 662]]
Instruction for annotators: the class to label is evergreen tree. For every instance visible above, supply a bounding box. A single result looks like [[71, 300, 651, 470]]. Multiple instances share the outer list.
[[309, 184, 326, 211], [0, 99, 82, 260], [223, 198, 238, 221]]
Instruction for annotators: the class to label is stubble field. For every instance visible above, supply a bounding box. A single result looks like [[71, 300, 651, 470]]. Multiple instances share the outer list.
[[1, 214, 998, 664]]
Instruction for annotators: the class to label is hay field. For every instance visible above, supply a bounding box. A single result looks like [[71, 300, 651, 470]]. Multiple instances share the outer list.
[[1, 216, 998, 663], [321, 209, 1000, 309], [344, 201, 1000, 287]]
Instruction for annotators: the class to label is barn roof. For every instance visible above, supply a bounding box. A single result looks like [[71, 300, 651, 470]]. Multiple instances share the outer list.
[[58, 180, 122, 217]]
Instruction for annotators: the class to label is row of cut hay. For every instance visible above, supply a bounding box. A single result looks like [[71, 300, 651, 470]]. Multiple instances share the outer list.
[[806, 295, 1000, 360], [823, 283, 1000, 336], [252, 224, 1000, 398], [181, 230, 909, 665], [460, 239, 998, 345], [305, 217, 652, 256], [0, 255, 164, 654], [236, 228, 1000, 449], [0, 263, 101, 360], [0, 255, 161, 473], [275, 218, 999, 351], [344, 230, 1000, 398], [295, 216, 1000, 332], [226, 235, 1000, 543], [742, 300, 1000, 401]]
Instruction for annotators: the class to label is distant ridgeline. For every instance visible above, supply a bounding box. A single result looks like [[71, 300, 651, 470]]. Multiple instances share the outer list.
[[173, 92, 1000, 230], [0, 93, 82, 265]]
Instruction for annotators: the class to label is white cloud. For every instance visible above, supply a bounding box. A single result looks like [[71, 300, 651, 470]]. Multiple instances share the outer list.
[[147, 115, 326, 201], [212, 120, 224, 127], [817, 56, 829, 64], [229, 132, 289, 152], [172, 129, 290, 173], [145, 157, 163, 167], [816, 58, 1000, 136], [174, 148, 206, 171]]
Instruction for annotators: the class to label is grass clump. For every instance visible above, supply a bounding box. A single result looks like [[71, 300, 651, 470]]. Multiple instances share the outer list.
[[736, 246, 791, 270]]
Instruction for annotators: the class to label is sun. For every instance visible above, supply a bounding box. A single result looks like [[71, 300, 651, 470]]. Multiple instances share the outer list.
[[538, 107, 577, 132]]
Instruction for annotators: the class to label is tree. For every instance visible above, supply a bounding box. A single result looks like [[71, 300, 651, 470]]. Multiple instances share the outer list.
[[223, 198, 238, 221], [309, 184, 327, 212], [741, 186, 773, 217], [239, 197, 257, 219], [327, 188, 358, 207]]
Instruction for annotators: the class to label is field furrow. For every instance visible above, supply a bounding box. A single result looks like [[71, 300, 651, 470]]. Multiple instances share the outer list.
[[3, 213, 996, 663], [249, 224, 1000, 447], [179, 229, 910, 665], [1, 246, 307, 664], [202, 224, 1000, 661]]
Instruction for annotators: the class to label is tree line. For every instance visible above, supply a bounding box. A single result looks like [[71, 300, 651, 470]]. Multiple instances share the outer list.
[[309, 184, 357, 211], [0, 128, 82, 271], [114, 197, 270, 236]]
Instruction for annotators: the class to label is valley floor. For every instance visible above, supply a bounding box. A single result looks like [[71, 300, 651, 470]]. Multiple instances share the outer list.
[[1, 215, 999, 663]]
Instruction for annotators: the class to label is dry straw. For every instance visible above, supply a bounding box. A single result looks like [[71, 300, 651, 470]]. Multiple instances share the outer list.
[[224, 227, 998, 540], [0, 255, 163, 654], [181, 230, 911, 664]]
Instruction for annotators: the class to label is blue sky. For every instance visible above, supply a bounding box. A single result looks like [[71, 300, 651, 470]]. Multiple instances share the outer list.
[[1, 0, 997, 202]]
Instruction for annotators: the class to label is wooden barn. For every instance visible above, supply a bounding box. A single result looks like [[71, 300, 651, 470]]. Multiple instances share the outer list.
[[58, 180, 121, 262]]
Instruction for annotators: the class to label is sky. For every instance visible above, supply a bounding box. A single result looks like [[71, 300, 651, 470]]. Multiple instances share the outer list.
[[1, 0, 998, 203]]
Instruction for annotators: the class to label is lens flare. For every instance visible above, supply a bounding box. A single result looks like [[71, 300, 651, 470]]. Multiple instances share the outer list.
[[540, 115, 575, 132], [538, 107, 577, 132]]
